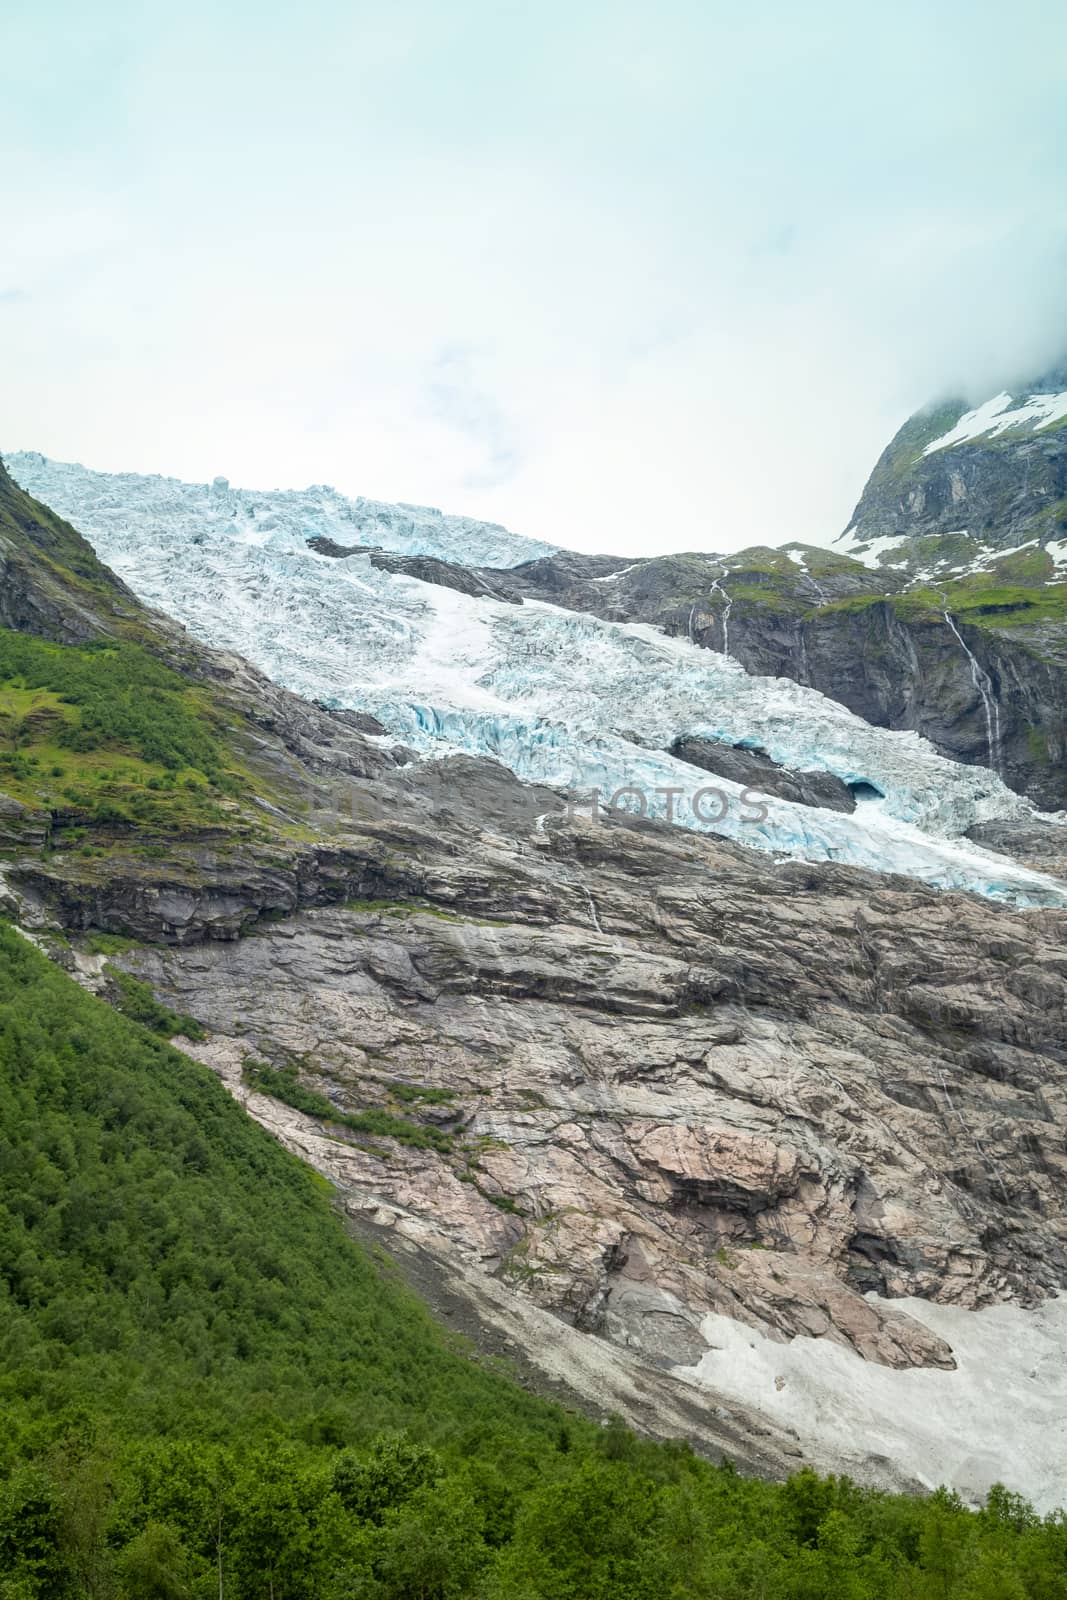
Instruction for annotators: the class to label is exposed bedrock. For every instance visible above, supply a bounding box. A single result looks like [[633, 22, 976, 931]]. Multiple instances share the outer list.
[[686, 605, 1067, 812], [91, 806, 1067, 1397], [667, 737, 857, 813]]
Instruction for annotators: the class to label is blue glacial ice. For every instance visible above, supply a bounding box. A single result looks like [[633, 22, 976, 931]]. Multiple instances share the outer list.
[[9, 451, 1067, 908]]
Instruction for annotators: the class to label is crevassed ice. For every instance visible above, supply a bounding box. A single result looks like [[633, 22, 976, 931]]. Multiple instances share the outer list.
[[9, 453, 1067, 907], [6, 452, 557, 569]]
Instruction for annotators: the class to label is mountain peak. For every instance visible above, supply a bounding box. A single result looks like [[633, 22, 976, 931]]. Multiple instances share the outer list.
[[837, 373, 1067, 569]]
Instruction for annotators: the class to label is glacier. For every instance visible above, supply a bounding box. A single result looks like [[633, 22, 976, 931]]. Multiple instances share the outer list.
[[7, 452, 557, 569], [9, 451, 1067, 908]]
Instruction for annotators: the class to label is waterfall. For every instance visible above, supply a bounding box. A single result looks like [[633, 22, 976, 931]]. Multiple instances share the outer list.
[[578, 881, 604, 935], [794, 554, 829, 605], [710, 570, 733, 658], [557, 857, 606, 935], [943, 611, 1002, 773]]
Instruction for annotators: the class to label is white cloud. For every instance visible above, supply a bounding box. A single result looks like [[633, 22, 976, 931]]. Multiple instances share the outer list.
[[0, 0, 1065, 555]]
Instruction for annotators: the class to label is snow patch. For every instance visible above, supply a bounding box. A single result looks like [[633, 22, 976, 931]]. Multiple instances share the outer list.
[[924, 390, 1067, 455], [834, 531, 910, 569], [681, 1295, 1067, 1512], [590, 562, 642, 583]]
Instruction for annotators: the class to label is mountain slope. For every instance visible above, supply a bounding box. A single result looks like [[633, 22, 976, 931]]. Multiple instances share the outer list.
[[5, 485, 1067, 1598], [839, 370, 1067, 563], [7, 453, 1065, 905], [15, 437, 1067, 814], [3, 448, 1067, 1515], [0, 453, 146, 643]]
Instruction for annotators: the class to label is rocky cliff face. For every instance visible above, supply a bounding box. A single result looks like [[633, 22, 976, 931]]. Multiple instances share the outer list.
[[686, 596, 1067, 811], [98, 811, 1067, 1369], [840, 372, 1067, 558], [480, 525, 1067, 810]]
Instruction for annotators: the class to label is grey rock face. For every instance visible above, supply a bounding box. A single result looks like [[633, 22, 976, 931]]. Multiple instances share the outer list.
[[94, 797, 1067, 1400], [0, 795, 50, 851], [966, 817, 1067, 880], [694, 605, 1067, 812], [307, 536, 523, 603], [843, 377, 1067, 552], [668, 737, 857, 813], [480, 545, 1067, 810]]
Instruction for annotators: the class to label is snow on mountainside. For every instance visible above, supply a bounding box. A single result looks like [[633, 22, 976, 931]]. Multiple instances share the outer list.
[[6, 452, 558, 570], [837, 370, 1067, 565], [9, 451, 1067, 907], [922, 388, 1067, 454]]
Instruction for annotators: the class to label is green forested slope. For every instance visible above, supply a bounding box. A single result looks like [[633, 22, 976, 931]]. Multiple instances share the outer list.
[[1, 926, 1066, 1598]]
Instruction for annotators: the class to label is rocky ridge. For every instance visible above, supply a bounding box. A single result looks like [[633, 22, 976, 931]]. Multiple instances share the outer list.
[[839, 370, 1067, 558]]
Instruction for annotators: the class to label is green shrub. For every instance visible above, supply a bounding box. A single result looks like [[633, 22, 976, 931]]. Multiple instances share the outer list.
[[244, 1059, 453, 1152], [107, 968, 205, 1040]]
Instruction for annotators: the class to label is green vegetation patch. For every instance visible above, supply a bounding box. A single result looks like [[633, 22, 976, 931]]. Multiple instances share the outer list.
[[782, 544, 871, 579], [243, 1057, 454, 1152], [726, 582, 805, 611], [819, 578, 1067, 632], [987, 545, 1056, 587], [0, 630, 222, 771], [722, 546, 804, 580], [107, 967, 206, 1041], [387, 1080, 457, 1106], [936, 577, 1067, 628], [0, 628, 252, 838], [84, 931, 142, 956], [342, 897, 414, 915]]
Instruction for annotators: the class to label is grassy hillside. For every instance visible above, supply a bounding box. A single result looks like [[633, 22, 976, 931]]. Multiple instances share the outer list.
[[0, 457, 133, 616], [0, 457, 283, 857], [0, 467, 355, 868], [0, 628, 258, 844], [1, 927, 1066, 1598]]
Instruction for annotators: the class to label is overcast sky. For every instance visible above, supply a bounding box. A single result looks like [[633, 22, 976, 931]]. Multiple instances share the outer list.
[[2, 1, 1066, 556]]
